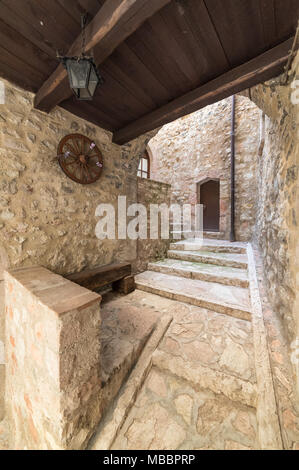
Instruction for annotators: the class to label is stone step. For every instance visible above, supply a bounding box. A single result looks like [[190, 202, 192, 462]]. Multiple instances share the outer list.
[[170, 240, 246, 254], [167, 250, 248, 269], [147, 259, 249, 288], [135, 271, 251, 321], [203, 231, 226, 240], [171, 230, 201, 240]]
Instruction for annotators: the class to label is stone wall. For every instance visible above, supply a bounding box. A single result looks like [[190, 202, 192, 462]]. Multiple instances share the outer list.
[[234, 98, 260, 241], [250, 51, 299, 393], [0, 78, 164, 420], [136, 177, 171, 272], [0, 79, 158, 278], [148, 96, 260, 241]]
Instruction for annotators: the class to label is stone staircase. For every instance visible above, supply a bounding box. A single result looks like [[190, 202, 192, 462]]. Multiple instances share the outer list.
[[135, 239, 251, 321], [90, 239, 284, 450]]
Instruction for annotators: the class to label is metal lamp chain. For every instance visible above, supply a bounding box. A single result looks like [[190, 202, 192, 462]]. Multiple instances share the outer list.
[[81, 14, 87, 58]]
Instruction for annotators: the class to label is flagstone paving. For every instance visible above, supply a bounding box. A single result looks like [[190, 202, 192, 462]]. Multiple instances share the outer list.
[[112, 367, 259, 450], [101, 289, 256, 386], [91, 289, 258, 449]]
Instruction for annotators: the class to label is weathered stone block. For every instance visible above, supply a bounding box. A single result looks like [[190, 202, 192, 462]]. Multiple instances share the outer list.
[[4, 266, 102, 450]]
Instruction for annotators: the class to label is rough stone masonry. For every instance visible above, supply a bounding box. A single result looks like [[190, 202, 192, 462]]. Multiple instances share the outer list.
[[4, 266, 102, 450]]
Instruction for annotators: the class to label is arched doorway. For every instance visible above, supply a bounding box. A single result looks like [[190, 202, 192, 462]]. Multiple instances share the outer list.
[[198, 179, 220, 232]]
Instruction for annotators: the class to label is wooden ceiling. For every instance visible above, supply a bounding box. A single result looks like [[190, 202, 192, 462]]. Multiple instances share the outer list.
[[0, 0, 298, 144]]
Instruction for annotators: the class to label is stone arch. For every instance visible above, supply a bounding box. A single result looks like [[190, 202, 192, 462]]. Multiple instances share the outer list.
[[123, 128, 160, 177], [197, 176, 220, 186]]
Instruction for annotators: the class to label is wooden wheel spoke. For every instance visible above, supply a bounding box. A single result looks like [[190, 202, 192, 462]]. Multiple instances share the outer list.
[[80, 164, 88, 180], [80, 165, 85, 181], [63, 156, 78, 165], [82, 165, 89, 182], [64, 143, 78, 156], [85, 166, 94, 181], [73, 139, 81, 155]]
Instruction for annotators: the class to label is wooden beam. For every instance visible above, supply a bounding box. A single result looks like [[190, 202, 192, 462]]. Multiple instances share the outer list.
[[34, 0, 171, 112], [113, 37, 295, 144]]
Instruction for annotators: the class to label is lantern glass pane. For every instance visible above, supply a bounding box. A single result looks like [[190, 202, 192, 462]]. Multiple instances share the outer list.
[[66, 59, 90, 89], [73, 88, 80, 99], [87, 64, 99, 97], [78, 88, 92, 100]]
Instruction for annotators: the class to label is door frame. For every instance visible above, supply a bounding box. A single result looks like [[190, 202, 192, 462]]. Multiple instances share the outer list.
[[197, 177, 221, 232]]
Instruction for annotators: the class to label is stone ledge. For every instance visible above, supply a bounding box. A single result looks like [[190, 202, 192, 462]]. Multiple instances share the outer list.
[[137, 177, 171, 188], [5, 266, 101, 316], [247, 244, 283, 450], [89, 315, 173, 450]]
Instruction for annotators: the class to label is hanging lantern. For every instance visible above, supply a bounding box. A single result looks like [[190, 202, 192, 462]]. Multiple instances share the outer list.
[[63, 57, 103, 100], [58, 14, 103, 100]]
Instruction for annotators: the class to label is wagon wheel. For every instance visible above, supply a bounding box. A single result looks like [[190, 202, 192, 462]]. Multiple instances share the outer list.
[[57, 133, 103, 184]]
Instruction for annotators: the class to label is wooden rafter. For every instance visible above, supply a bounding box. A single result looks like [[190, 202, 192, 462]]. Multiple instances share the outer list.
[[113, 37, 295, 144], [34, 0, 172, 112]]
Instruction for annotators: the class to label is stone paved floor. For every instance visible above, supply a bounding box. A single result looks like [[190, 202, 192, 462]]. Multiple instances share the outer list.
[[102, 289, 256, 384], [112, 366, 259, 450], [158, 302, 256, 383], [96, 288, 259, 450]]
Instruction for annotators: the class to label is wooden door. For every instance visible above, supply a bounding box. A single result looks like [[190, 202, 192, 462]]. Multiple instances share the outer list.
[[200, 180, 220, 232]]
